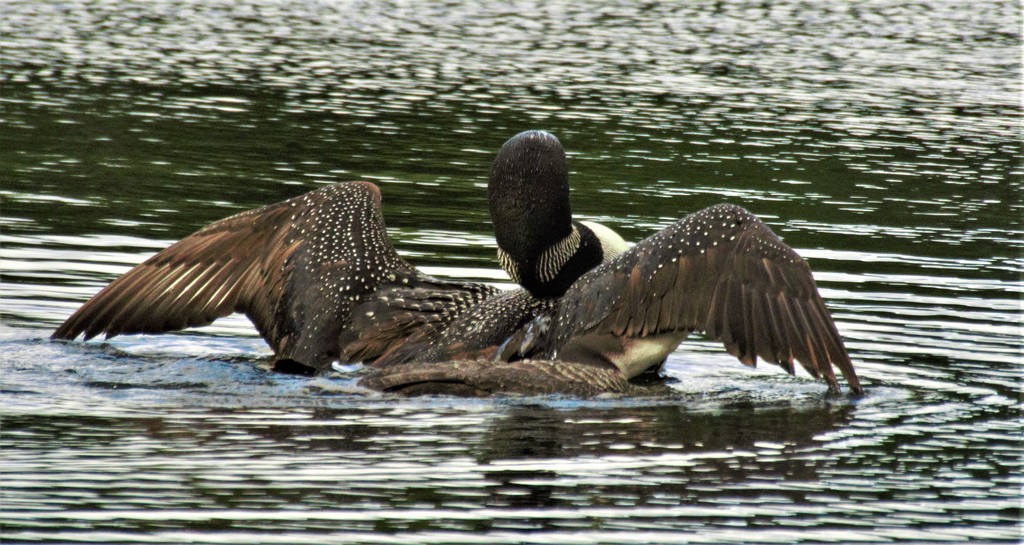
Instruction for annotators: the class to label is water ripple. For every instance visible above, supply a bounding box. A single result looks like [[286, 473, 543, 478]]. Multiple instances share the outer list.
[[1, 0, 1021, 543]]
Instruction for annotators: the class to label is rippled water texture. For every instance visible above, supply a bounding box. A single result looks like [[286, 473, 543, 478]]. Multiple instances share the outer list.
[[1, 1, 1021, 543]]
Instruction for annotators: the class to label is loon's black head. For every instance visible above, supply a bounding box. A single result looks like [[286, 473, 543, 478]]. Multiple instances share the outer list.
[[488, 130, 627, 299], [488, 130, 571, 264]]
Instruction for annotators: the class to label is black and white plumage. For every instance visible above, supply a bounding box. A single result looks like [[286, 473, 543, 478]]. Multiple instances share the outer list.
[[364, 203, 861, 395], [53, 130, 862, 396], [52, 182, 496, 373], [489, 130, 627, 299], [363, 131, 863, 395], [354, 288, 555, 368], [542, 203, 862, 394]]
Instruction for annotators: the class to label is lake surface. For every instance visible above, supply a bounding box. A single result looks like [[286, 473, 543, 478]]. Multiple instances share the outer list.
[[1, 1, 1021, 543]]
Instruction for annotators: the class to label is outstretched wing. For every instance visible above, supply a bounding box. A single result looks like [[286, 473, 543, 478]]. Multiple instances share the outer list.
[[547, 204, 862, 394], [52, 182, 425, 370]]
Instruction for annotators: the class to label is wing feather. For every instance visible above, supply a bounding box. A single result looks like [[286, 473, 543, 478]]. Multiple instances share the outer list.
[[53, 199, 296, 342], [546, 203, 862, 394], [51, 182, 452, 371]]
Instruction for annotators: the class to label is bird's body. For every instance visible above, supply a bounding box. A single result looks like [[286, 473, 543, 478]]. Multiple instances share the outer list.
[[357, 131, 861, 395], [53, 131, 862, 395]]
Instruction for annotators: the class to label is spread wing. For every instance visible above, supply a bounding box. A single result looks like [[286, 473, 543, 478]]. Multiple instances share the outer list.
[[52, 182, 429, 370], [547, 204, 862, 394]]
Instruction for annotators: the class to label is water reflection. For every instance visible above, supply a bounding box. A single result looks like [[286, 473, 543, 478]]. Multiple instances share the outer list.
[[476, 404, 853, 513], [3, 398, 855, 512], [1, 0, 1021, 542], [3, 375, 1018, 541]]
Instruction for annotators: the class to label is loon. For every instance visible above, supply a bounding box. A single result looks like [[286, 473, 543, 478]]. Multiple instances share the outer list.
[[49, 133, 624, 378], [358, 131, 863, 395], [52, 130, 862, 395]]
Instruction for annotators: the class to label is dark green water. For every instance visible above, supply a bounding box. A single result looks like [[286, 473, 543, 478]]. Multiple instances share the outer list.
[[1, 1, 1021, 543]]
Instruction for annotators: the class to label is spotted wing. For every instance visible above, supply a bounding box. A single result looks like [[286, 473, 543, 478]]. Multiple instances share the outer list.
[[339, 282, 501, 364], [52, 182, 422, 371], [351, 288, 555, 368], [547, 204, 862, 394]]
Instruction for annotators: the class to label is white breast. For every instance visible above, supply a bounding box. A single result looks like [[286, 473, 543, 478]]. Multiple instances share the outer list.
[[608, 333, 690, 379], [558, 331, 689, 379], [579, 220, 629, 261]]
